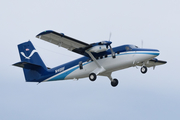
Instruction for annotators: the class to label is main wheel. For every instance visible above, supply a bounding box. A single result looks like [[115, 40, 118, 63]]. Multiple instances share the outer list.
[[141, 66, 147, 74], [89, 73, 97, 81], [111, 79, 118, 87]]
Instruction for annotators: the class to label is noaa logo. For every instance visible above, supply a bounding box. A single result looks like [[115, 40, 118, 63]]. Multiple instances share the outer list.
[[21, 50, 37, 59]]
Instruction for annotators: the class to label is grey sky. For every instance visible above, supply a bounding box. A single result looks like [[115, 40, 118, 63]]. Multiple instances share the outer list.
[[0, 0, 179, 120]]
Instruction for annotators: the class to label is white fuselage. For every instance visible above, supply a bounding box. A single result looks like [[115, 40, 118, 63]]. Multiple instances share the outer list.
[[64, 50, 159, 80]]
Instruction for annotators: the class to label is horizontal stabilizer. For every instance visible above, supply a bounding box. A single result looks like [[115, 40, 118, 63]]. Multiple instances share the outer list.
[[13, 62, 41, 70]]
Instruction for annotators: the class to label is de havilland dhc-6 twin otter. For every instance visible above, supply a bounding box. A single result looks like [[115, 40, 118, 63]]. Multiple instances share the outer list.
[[13, 30, 167, 87]]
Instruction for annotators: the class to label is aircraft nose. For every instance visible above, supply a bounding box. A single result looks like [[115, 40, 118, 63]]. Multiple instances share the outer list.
[[137, 48, 160, 56], [147, 48, 160, 56], [153, 49, 159, 56]]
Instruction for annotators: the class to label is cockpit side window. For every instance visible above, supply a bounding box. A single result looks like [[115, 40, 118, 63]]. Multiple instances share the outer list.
[[129, 45, 138, 49], [125, 46, 131, 51]]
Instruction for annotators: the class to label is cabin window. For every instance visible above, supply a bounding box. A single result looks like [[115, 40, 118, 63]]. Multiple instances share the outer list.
[[126, 46, 130, 51], [79, 61, 83, 70]]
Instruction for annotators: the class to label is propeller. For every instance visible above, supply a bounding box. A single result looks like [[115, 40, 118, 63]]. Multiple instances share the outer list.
[[107, 32, 115, 58], [108, 32, 112, 41]]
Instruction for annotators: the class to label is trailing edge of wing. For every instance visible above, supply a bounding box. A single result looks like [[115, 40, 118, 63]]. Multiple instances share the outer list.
[[36, 30, 91, 55]]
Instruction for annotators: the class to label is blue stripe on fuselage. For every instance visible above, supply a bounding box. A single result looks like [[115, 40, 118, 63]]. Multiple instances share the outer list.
[[48, 66, 79, 81], [118, 52, 159, 56], [48, 62, 90, 81]]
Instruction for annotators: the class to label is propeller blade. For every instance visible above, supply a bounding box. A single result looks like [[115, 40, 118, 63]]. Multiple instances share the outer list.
[[141, 40, 143, 48], [109, 32, 112, 41]]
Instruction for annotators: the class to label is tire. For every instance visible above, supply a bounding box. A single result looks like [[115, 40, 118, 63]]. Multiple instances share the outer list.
[[89, 73, 97, 81], [141, 66, 147, 74], [111, 79, 118, 87]]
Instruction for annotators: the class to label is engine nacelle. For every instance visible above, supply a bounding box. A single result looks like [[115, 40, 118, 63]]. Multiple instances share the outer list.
[[88, 45, 108, 53]]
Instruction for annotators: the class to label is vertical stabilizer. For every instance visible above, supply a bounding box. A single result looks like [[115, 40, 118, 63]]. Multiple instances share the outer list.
[[13, 41, 48, 82], [18, 41, 46, 69]]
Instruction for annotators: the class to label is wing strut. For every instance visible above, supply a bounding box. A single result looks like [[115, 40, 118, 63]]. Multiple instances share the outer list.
[[85, 50, 105, 75]]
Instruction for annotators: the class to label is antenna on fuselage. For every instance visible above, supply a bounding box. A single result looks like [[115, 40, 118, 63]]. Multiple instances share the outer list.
[[141, 40, 143, 48]]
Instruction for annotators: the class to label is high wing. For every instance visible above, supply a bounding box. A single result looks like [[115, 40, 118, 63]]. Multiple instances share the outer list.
[[137, 58, 167, 68], [36, 30, 92, 55], [36, 30, 114, 76]]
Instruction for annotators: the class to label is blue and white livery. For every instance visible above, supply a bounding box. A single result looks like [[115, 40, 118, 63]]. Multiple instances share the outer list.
[[13, 30, 167, 87]]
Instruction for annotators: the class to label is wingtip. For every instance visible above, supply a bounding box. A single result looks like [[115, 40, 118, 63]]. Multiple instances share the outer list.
[[36, 30, 54, 38]]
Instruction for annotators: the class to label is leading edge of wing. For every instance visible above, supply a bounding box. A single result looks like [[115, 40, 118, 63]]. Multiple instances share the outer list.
[[36, 30, 90, 46]]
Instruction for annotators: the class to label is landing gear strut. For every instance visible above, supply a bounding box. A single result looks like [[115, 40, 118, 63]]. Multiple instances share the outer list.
[[89, 73, 97, 81], [141, 66, 147, 74], [107, 75, 119, 87]]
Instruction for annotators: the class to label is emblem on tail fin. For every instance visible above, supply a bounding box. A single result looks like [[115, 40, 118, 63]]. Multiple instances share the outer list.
[[20, 50, 37, 59]]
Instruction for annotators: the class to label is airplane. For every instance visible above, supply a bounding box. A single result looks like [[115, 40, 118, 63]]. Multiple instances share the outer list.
[[13, 30, 167, 87]]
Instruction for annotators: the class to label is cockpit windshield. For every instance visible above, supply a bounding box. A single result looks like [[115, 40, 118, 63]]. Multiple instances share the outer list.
[[125, 45, 139, 51], [129, 45, 138, 48]]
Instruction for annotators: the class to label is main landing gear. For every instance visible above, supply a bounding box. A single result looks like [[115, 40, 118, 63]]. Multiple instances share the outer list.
[[89, 73, 119, 87], [111, 79, 118, 87], [89, 73, 97, 81], [107, 74, 119, 87], [141, 66, 147, 74], [86, 47, 118, 87]]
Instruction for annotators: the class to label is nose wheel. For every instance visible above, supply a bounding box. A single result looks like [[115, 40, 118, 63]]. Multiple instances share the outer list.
[[141, 66, 147, 74]]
